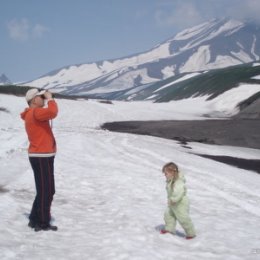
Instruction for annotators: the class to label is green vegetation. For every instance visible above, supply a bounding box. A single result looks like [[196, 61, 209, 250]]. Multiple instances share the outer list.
[[0, 85, 88, 100], [154, 63, 260, 102], [0, 85, 32, 96]]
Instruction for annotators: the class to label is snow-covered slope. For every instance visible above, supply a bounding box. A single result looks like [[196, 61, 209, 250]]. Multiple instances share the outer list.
[[21, 18, 260, 99], [1, 94, 260, 260], [106, 62, 260, 103]]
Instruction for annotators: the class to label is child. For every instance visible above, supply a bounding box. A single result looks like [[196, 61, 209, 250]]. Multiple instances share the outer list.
[[160, 162, 196, 239]]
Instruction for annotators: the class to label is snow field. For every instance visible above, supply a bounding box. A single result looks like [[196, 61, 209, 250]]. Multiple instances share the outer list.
[[0, 94, 260, 259]]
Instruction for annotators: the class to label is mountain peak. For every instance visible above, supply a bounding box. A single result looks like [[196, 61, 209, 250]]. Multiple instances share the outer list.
[[21, 18, 260, 99], [173, 18, 244, 41], [0, 74, 12, 85]]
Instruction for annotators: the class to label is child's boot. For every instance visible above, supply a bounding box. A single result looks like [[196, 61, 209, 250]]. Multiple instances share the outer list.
[[186, 236, 196, 239], [160, 229, 172, 234]]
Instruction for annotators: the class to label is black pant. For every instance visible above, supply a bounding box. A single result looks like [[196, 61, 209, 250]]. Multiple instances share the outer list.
[[29, 156, 55, 227]]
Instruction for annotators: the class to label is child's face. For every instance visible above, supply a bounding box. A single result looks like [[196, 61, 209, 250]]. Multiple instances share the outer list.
[[164, 170, 174, 181]]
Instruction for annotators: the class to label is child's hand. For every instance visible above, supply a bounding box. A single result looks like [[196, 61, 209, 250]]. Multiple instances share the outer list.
[[168, 200, 176, 206]]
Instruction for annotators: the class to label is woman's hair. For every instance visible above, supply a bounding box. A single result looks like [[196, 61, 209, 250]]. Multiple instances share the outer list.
[[162, 162, 179, 180]]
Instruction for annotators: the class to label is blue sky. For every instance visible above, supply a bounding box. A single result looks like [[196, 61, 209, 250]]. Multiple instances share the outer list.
[[1, 0, 260, 82]]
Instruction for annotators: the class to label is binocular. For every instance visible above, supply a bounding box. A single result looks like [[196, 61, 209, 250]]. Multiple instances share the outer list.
[[39, 89, 55, 98]]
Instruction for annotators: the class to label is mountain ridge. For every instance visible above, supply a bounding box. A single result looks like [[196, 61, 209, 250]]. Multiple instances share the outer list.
[[21, 18, 260, 100]]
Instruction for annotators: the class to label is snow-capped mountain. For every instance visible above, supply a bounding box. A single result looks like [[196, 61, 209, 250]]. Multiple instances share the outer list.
[[0, 74, 12, 85], [22, 18, 260, 99]]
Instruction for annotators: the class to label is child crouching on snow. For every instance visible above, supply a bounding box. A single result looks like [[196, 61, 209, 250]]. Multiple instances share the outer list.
[[161, 162, 196, 239]]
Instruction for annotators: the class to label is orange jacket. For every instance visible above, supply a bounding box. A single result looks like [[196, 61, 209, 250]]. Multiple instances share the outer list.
[[21, 100, 58, 156]]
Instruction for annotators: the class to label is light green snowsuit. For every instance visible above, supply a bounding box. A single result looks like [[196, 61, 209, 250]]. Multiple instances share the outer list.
[[164, 172, 196, 237]]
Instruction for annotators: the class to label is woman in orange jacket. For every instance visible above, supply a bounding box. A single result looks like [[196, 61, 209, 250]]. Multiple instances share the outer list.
[[21, 88, 58, 232]]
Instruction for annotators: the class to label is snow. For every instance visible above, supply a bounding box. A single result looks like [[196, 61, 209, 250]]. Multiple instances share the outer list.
[[86, 68, 158, 94], [174, 21, 212, 40], [161, 65, 176, 79], [180, 43, 253, 74], [1, 93, 260, 260], [231, 50, 252, 63], [252, 75, 260, 80], [251, 36, 259, 60], [154, 73, 201, 93], [145, 94, 158, 100], [252, 62, 260, 67], [174, 19, 243, 42], [180, 46, 211, 73], [206, 84, 260, 116], [213, 20, 244, 37], [125, 84, 152, 96], [22, 44, 171, 91], [212, 55, 242, 68], [26, 63, 105, 90], [177, 20, 244, 54], [184, 54, 242, 72]]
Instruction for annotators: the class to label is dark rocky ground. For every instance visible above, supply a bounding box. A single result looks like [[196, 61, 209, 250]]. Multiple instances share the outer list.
[[102, 119, 260, 173]]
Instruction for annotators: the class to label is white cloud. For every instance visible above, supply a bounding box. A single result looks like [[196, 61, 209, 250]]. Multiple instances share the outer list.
[[6, 18, 49, 42], [154, 0, 260, 31], [236, 0, 260, 22], [197, 0, 260, 23], [7, 18, 29, 42], [32, 24, 50, 38], [155, 2, 204, 29]]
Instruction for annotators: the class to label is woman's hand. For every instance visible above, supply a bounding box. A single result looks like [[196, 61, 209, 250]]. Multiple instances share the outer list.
[[44, 91, 53, 100]]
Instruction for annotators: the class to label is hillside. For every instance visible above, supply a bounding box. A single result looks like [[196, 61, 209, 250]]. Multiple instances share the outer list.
[[20, 18, 260, 99], [3, 62, 260, 118], [122, 62, 260, 102]]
